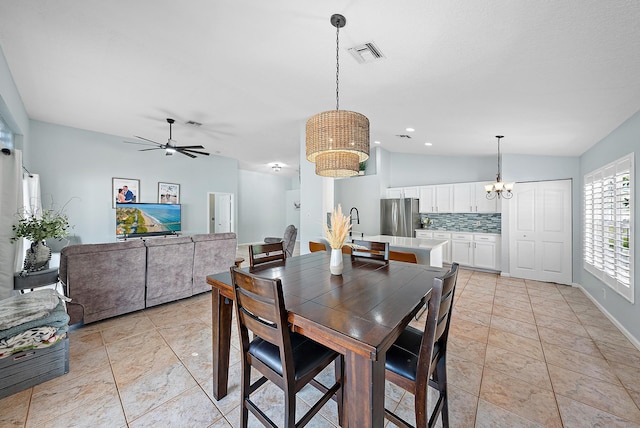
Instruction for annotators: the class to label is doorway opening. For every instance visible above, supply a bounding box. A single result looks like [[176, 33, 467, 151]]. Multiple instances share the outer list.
[[208, 192, 235, 233]]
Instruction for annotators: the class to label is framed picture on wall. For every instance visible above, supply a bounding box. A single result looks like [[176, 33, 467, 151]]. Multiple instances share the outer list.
[[112, 178, 140, 208], [158, 182, 180, 204]]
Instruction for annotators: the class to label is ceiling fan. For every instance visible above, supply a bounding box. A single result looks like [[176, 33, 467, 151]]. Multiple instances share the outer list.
[[127, 118, 210, 158]]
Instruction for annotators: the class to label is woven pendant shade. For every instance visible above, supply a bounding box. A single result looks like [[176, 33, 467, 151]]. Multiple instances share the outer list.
[[315, 151, 360, 177], [306, 110, 370, 177]]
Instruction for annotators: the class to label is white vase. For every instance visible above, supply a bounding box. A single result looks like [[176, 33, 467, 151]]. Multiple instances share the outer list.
[[330, 248, 343, 275]]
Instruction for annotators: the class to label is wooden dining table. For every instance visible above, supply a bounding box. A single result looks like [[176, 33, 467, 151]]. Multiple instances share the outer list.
[[206, 251, 447, 427]]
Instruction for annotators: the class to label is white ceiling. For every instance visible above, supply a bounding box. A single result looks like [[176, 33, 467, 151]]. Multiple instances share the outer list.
[[1, 1, 639, 177]]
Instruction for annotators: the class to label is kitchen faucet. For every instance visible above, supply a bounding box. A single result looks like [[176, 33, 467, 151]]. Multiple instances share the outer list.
[[349, 207, 359, 237]]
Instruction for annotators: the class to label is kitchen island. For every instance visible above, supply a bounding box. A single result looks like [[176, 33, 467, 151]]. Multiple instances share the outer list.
[[361, 234, 448, 268]]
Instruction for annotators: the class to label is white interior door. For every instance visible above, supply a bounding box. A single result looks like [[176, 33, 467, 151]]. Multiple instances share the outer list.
[[509, 180, 572, 284], [208, 192, 234, 233]]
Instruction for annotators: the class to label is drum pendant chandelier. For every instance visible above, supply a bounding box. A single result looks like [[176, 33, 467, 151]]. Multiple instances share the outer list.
[[306, 14, 370, 177]]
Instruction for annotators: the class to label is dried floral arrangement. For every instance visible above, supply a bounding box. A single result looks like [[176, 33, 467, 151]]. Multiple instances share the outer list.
[[323, 204, 352, 249]]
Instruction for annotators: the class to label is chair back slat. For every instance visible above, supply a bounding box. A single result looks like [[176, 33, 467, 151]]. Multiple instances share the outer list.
[[231, 267, 292, 368], [309, 241, 327, 252], [417, 263, 459, 381], [351, 240, 390, 262], [249, 242, 286, 267], [389, 250, 418, 264]]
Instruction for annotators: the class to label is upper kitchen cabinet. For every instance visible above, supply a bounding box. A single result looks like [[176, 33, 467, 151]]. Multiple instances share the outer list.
[[452, 182, 499, 213], [419, 185, 453, 213], [385, 186, 420, 199]]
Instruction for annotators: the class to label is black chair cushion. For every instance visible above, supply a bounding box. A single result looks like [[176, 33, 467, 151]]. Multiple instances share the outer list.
[[385, 326, 441, 382], [249, 332, 338, 381]]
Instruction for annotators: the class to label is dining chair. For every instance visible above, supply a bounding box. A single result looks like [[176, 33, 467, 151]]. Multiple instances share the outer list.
[[249, 242, 286, 268], [384, 262, 459, 428], [351, 239, 389, 263], [389, 250, 418, 264], [341, 245, 352, 255], [230, 267, 343, 427], [264, 224, 298, 258], [308, 241, 327, 252]]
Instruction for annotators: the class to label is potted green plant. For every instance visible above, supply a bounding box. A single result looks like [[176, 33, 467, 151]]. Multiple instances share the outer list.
[[358, 161, 367, 176], [11, 207, 71, 272]]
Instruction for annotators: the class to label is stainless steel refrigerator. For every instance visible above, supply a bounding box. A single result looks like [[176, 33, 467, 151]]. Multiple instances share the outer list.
[[380, 198, 421, 237]]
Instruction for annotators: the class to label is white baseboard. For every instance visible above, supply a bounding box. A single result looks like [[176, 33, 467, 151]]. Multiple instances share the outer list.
[[575, 282, 640, 351]]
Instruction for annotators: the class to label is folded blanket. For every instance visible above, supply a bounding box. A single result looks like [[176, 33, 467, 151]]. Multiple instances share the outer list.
[[0, 326, 65, 359], [0, 289, 64, 330], [0, 301, 69, 341]]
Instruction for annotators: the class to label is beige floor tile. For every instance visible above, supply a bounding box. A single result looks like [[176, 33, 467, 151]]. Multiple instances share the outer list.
[[533, 313, 590, 338], [494, 288, 531, 303], [448, 334, 488, 363], [475, 398, 543, 428], [491, 303, 535, 324], [556, 394, 640, 428], [0, 389, 31, 427], [487, 328, 544, 361], [479, 368, 562, 427], [542, 342, 619, 385], [129, 385, 223, 427], [447, 354, 484, 395], [449, 318, 490, 343], [547, 364, 640, 424], [490, 315, 539, 341], [492, 296, 533, 312], [537, 326, 603, 358], [609, 360, 640, 394], [484, 345, 551, 390], [119, 361, 198, 422], [586, 324, 638, 351], [26, 365, 121, 427], [455, 297, 494, 314], [451, 306, 492, 326]]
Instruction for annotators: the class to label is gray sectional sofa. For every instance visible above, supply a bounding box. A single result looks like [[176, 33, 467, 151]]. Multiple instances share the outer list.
[[59, 233, 237, 324]]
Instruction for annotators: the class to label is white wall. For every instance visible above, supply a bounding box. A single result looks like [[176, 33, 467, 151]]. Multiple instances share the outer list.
[[26, 120, 240, 244], [0, 47, 29, 143], [237, 169, 293, 244], [579, 108, 640, 342]]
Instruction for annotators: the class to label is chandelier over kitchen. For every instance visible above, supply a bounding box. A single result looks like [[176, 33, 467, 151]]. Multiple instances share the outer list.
[[305, 14, 370, 177], [485, 135, 514, 199]]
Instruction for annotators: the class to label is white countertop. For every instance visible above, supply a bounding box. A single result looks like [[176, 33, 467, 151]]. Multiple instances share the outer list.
[[362, 235, 447, 250]]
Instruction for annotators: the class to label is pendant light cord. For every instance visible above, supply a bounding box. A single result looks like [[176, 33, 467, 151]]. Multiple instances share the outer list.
[[335, 20, 340, 111]]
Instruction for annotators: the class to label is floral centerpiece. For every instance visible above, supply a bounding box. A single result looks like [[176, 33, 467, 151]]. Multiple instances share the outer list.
[[11, 207, 71, 272], [323, 204, 351, 275]]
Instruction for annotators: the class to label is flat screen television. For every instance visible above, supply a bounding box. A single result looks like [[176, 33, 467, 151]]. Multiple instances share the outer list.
[[116, 203, 181, 238]]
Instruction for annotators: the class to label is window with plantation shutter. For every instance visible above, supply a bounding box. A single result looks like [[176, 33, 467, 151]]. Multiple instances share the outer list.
[[584, 153, 633, 302]]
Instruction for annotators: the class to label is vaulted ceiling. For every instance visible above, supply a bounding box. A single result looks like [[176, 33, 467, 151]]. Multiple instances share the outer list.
[[1, 1, 639, 176]]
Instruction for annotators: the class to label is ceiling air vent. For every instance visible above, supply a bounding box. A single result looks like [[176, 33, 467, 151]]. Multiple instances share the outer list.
[[348, 42, 385, 64], [395, 134, 412, 139]]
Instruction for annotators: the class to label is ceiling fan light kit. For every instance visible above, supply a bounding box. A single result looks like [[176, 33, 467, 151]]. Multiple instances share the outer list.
[[306, 13, 370, 178], [485, 135, 514, 199]]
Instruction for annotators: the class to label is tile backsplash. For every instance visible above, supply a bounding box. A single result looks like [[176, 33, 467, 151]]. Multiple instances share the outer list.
[[420, 213, 501, 234]]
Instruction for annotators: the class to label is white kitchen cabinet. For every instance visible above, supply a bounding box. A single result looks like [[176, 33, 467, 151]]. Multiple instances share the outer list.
[[451, 233, 473, 265], [452, 182, 498, 213], [432, 231, 451, 263], [386, 187, 404, 198], [415, 230, 433, 239], [419, 185, 453, 213], [403, 186, 420, 198], [450, 233, 500, 270]]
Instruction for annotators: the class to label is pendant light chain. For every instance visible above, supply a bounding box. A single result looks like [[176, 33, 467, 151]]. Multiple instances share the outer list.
[[335, 20, 340, 111]]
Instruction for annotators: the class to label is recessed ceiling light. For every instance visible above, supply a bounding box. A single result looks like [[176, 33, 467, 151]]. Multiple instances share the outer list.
[[374, 140, 381, 145], [406, 127, 415, 132], [425, 142, 432, 146]]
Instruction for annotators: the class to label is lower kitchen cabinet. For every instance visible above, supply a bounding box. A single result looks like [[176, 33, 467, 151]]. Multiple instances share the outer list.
[[451, 233, 500, 270]]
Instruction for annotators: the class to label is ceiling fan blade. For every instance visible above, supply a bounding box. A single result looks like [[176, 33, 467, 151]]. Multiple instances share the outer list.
[[180, 149, 210, 156], [177, 150, 197, 158], [175, 145, 205, 150], [139, 147, 164, 151], [133, 135, 163, 145], [124, 140, 156, 146]]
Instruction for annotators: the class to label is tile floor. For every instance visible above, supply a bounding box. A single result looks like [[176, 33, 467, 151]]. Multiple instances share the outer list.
[[2, 249, 640, 427]]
